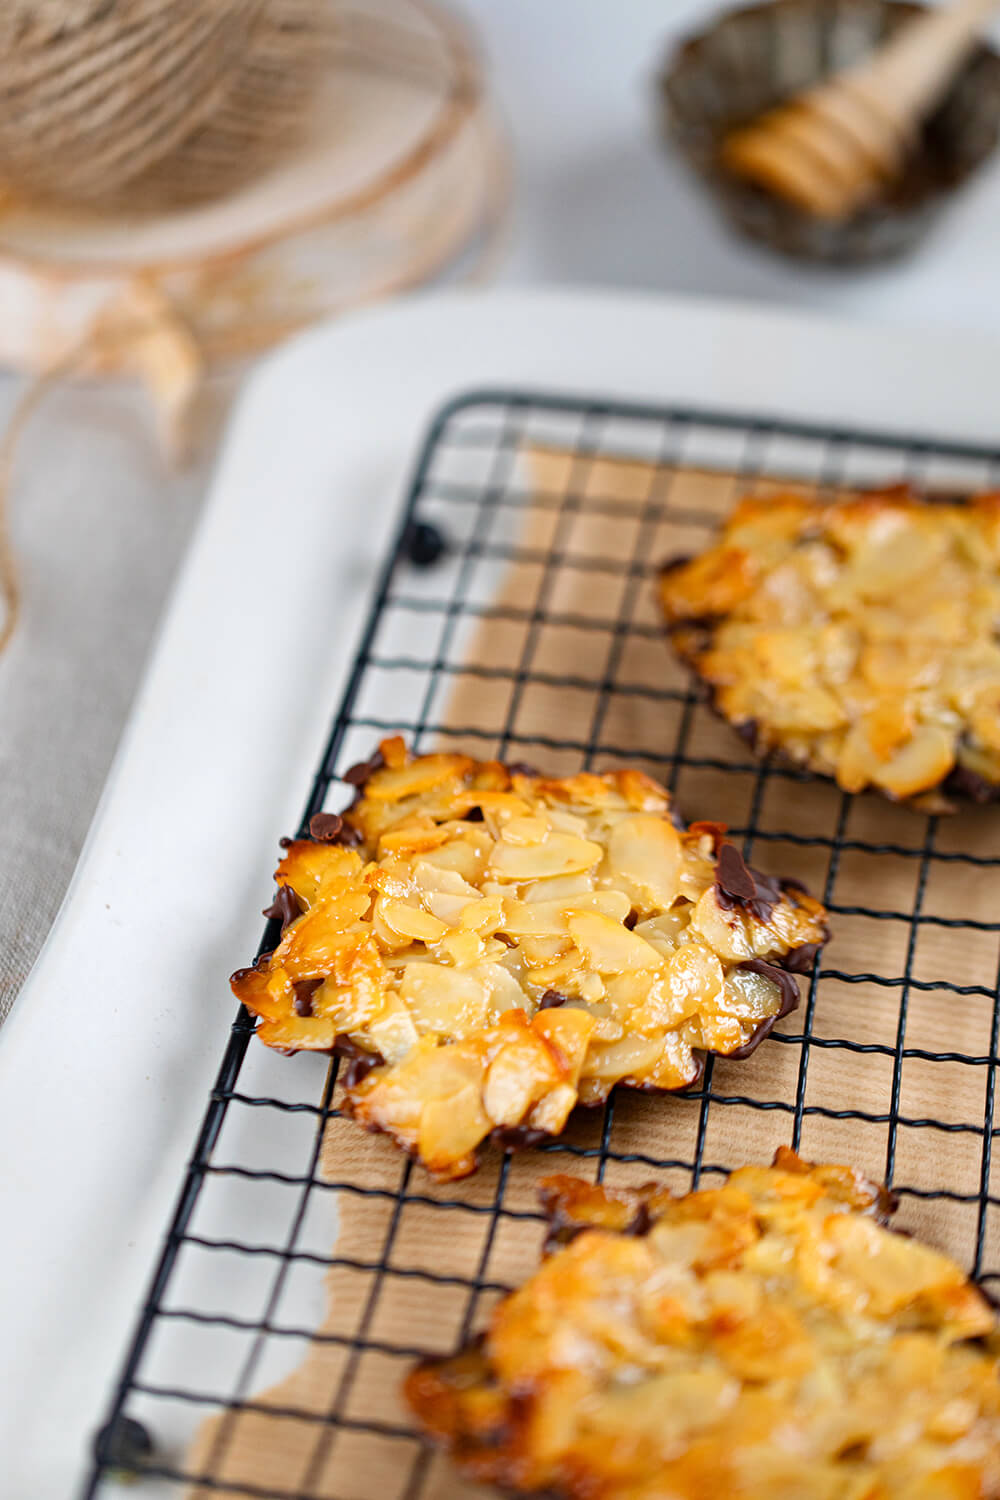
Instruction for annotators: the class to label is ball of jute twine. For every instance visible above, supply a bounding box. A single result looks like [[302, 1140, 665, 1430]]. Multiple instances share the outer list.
[[0, 0, 508, 657], [0, 0, 339, 211]]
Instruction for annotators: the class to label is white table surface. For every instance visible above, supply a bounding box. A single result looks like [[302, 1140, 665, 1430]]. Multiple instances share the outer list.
[[464, 0, 1000, 333], [4, 3, 1000, 1493]]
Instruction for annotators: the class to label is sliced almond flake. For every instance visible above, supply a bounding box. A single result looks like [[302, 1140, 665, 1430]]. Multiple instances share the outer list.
[[366, 997, 420, 1065], [578, 972, 605, 1003], [416, 838, 491, 883], [365, 754, 474, 802], [465, 791, 533, 814], [607, 813, 682, 911], [400, 962, 490, 1038], [544, 808, 590, 838], [526, 1082, 577, 1134], [521, 872, 596, 903], [724, 967, 783, 1019], [526, 956, 585, 992], [437, 930, 488, 968], [378, 822, 453, 854], [584, 1015, 625, 1042], [484, 1038, 555, 1125], [366, 865, 412, 901], [633, 911, 688, 957], [418, 1082, 492, 1173], [581, 1033, 665, 1082], [458, 894, 504, 933], [478, 938, 515, 966], [412, 860, 480, 899], [697, 1014, 747, 1053], [518, 935, 574, 967], [688, 887, 756, 962], [499, 815, 551, 846], [666, 941, 725, 1015], [502, 890, 631, 937], [567, 911, 663, 975], [488, 832, 604, 882], [422, 890, 477, 925], [377, 899, 449, 944], [534, 1007, 597, 1082]]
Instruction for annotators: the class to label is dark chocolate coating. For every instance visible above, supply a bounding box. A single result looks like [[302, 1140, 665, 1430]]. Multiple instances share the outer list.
[[875, 1186, 901, 1227], [715, 842, 783, 922], [716, 843, 756, 902], [542, 1189, 657, 1255], [333, 1033, 385, 1089], [262, 884, 302, 932], [945, 762, 1000, 804], [490, 1124, 552, 1152], [292, 978, 322, 1017], [781, 940, 824, 975], [687, 819, 729, 852], [230, 951, 273, 986], [627, 1201, 653, 1238], [544, 1221, 587, 1253], [341, 748, 386, 787], [724, 959, 801, 1060], [616, 1049, 708, 1099], [309, 811, 344, 842]]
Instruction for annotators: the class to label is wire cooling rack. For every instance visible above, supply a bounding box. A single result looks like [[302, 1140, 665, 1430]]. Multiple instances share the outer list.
[[86, 389, 1000, 1499]]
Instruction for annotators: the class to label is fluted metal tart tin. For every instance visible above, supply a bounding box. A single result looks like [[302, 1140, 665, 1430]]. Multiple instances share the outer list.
[[659, 0, 1000, 263]]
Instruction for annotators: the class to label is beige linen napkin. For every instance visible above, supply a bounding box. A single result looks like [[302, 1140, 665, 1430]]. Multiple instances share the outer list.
[[0, 378, 210, 1020]]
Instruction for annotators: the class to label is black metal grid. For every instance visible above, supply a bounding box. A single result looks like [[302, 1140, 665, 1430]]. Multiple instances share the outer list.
[[85, 389, 1000, 1500]]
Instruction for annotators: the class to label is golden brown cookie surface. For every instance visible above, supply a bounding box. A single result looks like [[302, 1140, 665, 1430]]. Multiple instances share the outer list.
[[659, 488, 1000, 808], [233, 739, 828, 1179], [407, 1149, 1000, 1498]]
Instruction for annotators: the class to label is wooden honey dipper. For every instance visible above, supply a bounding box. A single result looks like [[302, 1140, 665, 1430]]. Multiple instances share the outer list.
[[721, 0, 1000, 219]]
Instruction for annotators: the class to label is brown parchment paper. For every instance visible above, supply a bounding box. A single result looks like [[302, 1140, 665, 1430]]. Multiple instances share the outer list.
[[187, 449, 1000, 1499]]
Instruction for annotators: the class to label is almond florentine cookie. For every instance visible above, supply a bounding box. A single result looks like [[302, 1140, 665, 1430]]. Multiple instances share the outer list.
[[407, 1148, 1000, 1499], [232, 739, 828, 1179], [660, 487, 1000, 808]]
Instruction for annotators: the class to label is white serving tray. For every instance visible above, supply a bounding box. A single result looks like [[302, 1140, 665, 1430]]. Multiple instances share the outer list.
[[3, 287, 1000, 1498]]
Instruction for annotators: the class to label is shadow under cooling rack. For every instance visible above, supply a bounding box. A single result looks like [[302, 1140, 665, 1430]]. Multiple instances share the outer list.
[[85, 388, 1000, 1500]]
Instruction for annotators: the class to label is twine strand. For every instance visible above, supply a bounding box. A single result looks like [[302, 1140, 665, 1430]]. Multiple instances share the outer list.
[[0, 349, 82, 656], [0, 1, 338, 211]]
